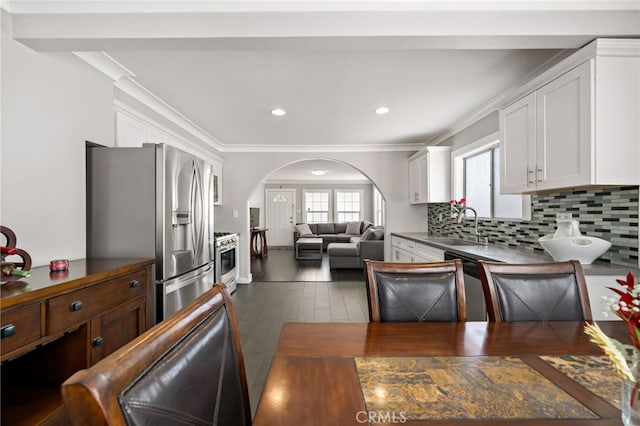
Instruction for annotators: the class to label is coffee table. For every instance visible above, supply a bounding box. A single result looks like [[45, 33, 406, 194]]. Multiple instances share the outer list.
[[295, 237, 323, 259]]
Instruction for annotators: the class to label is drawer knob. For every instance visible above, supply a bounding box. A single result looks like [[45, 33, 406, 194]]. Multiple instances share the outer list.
[[70, 301, 83, 312], [129, 279, 139, 288], [92, 336, 104, 347], [1, 324, 16, 338]]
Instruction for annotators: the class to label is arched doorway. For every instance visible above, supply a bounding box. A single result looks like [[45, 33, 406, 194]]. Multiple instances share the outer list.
[[247, 158, 386, 281]]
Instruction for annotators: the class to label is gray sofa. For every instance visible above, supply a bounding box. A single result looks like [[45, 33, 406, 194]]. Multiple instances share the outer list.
[[293, 221, 384, 269]]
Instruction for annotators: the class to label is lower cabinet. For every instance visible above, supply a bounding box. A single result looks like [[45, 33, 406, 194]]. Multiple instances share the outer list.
[[392, 246, 414, 262], [0, 258, 154, 426], [90, 296, 146, 365], [391, 236, 445, 263]]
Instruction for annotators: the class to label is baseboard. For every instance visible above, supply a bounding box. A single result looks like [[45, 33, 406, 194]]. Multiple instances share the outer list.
[[237, 273, 252, 284]]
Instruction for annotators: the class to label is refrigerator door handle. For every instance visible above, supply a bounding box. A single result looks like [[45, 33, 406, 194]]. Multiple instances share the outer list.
[[189, 160, 198, 266], [193, 162, 205, 265]]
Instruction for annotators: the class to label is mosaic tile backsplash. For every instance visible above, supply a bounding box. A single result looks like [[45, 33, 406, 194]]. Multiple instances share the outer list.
[[427, 186, 639, 267]]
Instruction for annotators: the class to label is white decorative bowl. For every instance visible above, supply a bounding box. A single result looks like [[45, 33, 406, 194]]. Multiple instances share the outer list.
[[538, 234, 611, 264]]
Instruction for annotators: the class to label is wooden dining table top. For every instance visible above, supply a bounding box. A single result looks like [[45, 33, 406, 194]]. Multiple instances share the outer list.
[[252, 321, 629, 426]]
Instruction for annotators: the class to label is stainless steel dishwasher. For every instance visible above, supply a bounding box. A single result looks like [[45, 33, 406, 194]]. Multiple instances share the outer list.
[[444, 251, 487, 321]]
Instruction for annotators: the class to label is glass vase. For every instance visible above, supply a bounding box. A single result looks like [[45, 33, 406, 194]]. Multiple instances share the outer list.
[[622, 380, 640, 425], [622, 356, 640, 426]]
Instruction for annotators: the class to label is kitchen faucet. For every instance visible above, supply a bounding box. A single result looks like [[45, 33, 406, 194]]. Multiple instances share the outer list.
[[456, 206, 487, 245]]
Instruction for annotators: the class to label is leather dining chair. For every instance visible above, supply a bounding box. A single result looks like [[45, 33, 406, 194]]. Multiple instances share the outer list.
[[364, 259, 466, 322], [61, 283, 251, 426], [477, 260, 593, 322]]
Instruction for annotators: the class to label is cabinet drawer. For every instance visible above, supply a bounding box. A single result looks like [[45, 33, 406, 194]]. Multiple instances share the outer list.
[[391, 236, 415, 251], [0, 303, 41, 355], [414, 243, 445, 262], [47, 270, 145, 335]]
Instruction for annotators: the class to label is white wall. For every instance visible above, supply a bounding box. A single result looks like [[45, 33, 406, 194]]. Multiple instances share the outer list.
[[1, 29, 115, 266], [215, 151, 426, 282]]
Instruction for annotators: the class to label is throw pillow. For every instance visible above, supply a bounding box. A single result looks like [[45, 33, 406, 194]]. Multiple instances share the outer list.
[[360, 228, 376, 240], [371, 228, 385, 240], [345, 221, 361, 235], [295, 223, 313, 236], [361, 220, 374, 233]]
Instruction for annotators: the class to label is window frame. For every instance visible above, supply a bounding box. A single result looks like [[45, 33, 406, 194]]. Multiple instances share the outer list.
[[334, 189, 364, 223], [302, 189, 332, 223], [373, 186, 385, 226], [452, 132, 531, 221]]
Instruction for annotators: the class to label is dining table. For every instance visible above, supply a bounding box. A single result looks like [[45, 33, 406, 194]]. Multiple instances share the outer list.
[[252, 321, 629, 426]]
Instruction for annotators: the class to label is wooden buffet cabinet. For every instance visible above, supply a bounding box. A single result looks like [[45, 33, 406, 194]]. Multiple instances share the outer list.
[[0, 258, 154, 425]]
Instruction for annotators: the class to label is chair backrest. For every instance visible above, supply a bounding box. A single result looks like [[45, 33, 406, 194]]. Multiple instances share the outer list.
[[364, 259, 466, 322], [477, 260, 592, 322], [61, 283, 251, 426]]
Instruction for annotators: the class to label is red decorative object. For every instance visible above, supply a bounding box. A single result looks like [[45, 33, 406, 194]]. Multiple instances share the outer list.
[[1, 225, 32, 280]]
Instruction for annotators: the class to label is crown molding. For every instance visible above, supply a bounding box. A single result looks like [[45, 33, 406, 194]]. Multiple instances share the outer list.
[[426, 47, 575, 146], [73, 51, 135, 81], [427, 38, 640, 146], [224, 142, 425, 153], [264, 179, 371, 185], [114, 99, 224, 164], [73, 49, 422, 154], [73, 50, 225, 153], [593, 38, 640, 57]]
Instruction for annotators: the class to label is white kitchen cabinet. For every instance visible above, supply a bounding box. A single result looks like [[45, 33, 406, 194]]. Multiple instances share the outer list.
[[115, 111, 147, 147], [408, 147, 451, 204], [212, 160, 222, 205], [391, 236, 416, 262], [501, 61, 592, 193], [408, 153, 426, 203], [391, 236, 444, 263], [500, 40, 640, 194], [392, 246, 414, 263], [500, 93, 536, 193], [535, 60, 592, 190], [414, 242, 445, 262]]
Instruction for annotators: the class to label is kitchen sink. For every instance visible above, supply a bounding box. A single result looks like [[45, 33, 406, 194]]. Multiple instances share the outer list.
[[425, 238, 480, 246]]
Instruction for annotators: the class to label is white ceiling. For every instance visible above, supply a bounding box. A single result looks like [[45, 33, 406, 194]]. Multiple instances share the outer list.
[[3, 1, 639, 181], [107, 48, 560, 149]]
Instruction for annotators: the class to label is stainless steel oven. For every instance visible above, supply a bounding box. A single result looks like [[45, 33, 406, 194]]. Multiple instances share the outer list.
[[214, 232, 238, 293]]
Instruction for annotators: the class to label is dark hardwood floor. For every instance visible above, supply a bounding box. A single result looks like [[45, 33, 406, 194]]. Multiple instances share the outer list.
[[250, 247, 364, 282], [234, 248, 369, 417]]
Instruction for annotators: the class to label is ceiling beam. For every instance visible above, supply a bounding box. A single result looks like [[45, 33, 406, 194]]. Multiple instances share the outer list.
[[5, 8, 639, 51]]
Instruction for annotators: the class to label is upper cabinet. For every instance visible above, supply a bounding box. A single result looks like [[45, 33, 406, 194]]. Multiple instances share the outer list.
[[500, 39, 640, 194], [408, 146, 451, 204], [115, 108, 224, 205], [212, 160, 222, 205]]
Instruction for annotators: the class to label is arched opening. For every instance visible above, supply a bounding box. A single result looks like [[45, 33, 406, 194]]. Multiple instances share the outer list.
[[247, 158, 387, 282]]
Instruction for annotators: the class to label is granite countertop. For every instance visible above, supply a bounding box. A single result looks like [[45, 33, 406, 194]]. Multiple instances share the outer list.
[[391, 232, 639, 276], [355, 355, 619, 421]]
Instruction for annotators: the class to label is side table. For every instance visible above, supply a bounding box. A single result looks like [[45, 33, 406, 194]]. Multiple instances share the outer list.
[[251, 228, 268, 258]]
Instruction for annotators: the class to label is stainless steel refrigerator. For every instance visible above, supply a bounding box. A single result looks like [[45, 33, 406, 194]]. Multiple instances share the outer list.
[[87, 143, 215, 323]]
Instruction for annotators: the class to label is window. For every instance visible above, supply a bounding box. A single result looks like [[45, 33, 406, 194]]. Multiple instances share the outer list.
[[453, 133, 530, 220], [335, 190, 362, 222], [304, 190, 330, 223]]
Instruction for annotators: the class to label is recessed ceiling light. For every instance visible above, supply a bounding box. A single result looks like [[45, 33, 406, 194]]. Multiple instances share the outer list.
[[374, 107, 390, 115], [310, 169, 327, 176], [271, 108, 286, 116]]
